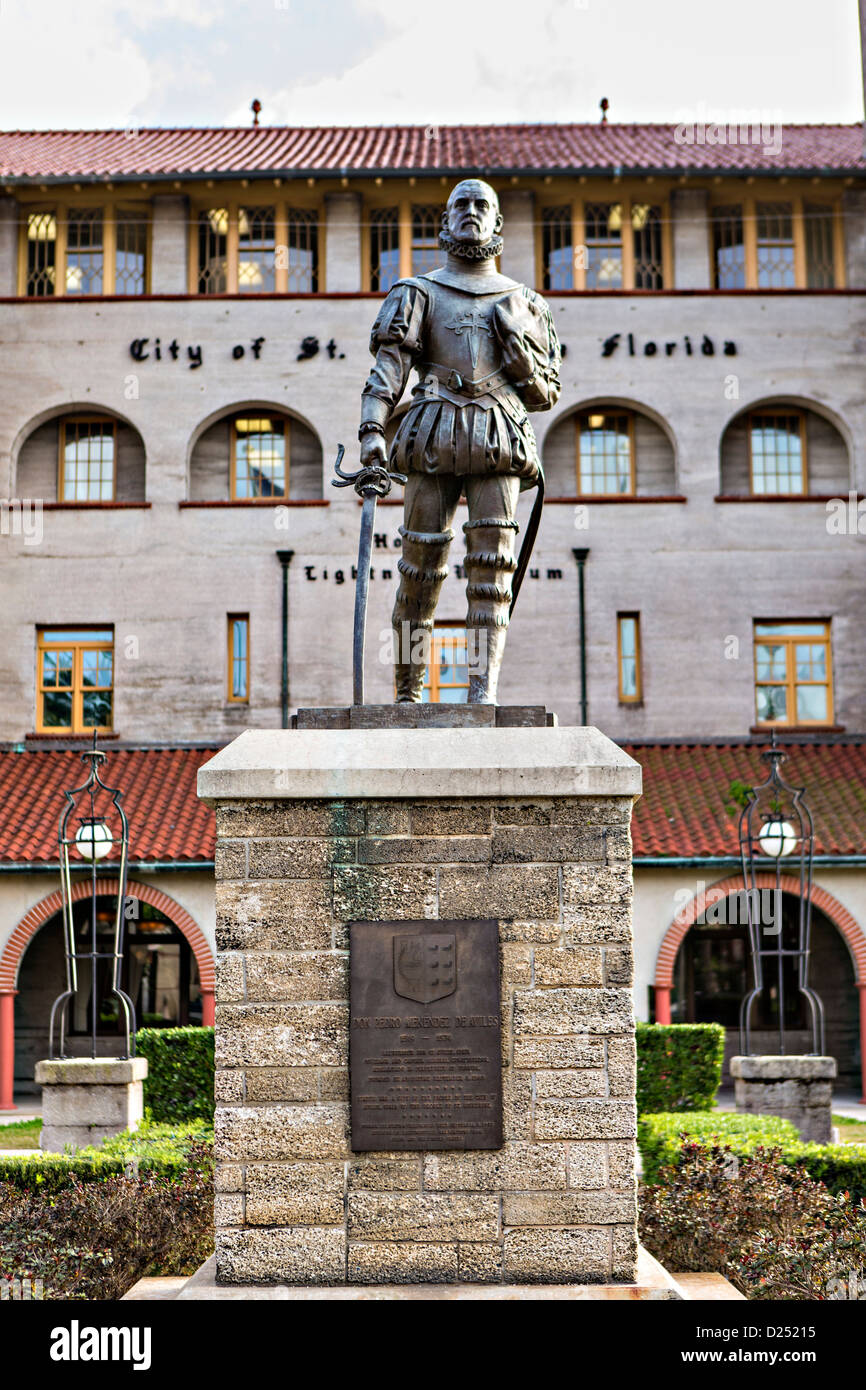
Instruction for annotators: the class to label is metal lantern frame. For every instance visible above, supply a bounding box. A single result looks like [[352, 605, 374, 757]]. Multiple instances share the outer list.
[[738, 736, 825, 1057], [49, 736, 135, 1059]]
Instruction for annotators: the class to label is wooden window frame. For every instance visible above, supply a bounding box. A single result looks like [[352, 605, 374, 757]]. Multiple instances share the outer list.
[[752, 620, 834, 729], [19, 201, 150, 297], [113, 204, 150, 296], [36, 627, 114, 735], [58, 416, 117, 503], [747, 410, 808, 496], [189, 194, 324, 294], [540, 194, 671, 292], [365, 203, 401, 292], [409, 202, 442, 278], [229, 415, 290, 502], [575, 411, 636, 497], [22, 209, 59, 297], [710, 194, 845, 290], [540, 205, 575, 290], [237, 204, 277, 294], [227, 614, 250, 704], [423, 624, 470, 704], [617, 612, 642, 704], [755, 200, 796, 290]]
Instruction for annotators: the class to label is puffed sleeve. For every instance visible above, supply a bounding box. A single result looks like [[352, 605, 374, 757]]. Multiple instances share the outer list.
[[494, 288, 561, 412], [360, 281, 429, 429]]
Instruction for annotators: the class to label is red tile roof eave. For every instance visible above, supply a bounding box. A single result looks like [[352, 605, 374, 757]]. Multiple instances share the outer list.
[[1, 122, 863, 180], [5, 166, 866, 187]]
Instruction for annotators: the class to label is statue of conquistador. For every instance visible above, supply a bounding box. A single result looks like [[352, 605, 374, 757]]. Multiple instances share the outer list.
[[358, 178, 561, 703]]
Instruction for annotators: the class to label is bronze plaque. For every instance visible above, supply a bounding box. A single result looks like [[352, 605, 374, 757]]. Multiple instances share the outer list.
[[350, 919, 502, 1151]]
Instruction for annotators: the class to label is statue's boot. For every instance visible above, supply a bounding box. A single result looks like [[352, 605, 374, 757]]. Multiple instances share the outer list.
[[392, 525, 453, 702], [463, 515, 519, 705]]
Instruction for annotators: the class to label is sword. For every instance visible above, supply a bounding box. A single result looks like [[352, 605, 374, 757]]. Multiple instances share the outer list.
[[332, 444, 406, 705]]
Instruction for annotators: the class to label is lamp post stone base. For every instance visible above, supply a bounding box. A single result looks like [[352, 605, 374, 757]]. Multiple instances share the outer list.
[[35, 1057, 148, 1152], [730, 1055, 836, 1143]]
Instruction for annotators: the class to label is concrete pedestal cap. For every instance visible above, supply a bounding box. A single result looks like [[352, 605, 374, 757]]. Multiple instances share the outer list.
[[730, 1055, 837, 1081], [35, 1058, 148, 1085], [197, 726, 642, 802]]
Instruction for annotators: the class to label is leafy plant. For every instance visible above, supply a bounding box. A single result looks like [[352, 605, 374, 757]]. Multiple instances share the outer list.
[[724, 778, 753, 816], [639, 1110, 866, 1201], [0, 1119, 212, 1193], [0, 1142, 213, 1300], [639, 1139, 866, 1300], [136, 1025, 214, 1122], [636, 1022, 725, 1113]]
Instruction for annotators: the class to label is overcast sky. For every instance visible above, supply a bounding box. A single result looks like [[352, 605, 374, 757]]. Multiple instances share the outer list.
[[0, 0, 862, 130]]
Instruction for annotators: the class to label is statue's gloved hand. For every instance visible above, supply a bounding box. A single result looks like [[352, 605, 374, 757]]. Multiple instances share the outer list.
[[494, 298, 543, 383], [359, 432, 388, 468]]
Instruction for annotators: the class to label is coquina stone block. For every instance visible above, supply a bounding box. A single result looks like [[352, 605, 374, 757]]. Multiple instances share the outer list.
[[199, 725, 641, 1287]]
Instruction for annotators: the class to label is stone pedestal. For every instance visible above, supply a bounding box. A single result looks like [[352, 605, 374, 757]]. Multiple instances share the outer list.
[[35, 1057, 148, 1152], [730, 1055, 837, 1143], [198, 722, 642, 1287]]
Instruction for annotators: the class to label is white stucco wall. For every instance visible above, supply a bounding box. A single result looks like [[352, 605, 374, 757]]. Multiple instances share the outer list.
[[1, 290, 864, 741]]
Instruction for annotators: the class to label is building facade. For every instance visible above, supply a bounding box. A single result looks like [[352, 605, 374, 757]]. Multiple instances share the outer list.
[[1, 122, 865, 1101]]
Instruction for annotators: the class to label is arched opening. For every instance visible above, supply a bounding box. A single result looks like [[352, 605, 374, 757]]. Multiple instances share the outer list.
[[189, 404, 323, 501], [719, 399, 850, 496], [16, 407, 146, 503], [542, 401, 677, 497], [13, 898, 203, 1087], [670, 892, 860, 1086], [0, 878, 214, 1106]]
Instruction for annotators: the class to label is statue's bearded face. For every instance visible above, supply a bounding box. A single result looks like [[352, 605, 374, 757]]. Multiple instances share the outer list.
[[445, 181, 501, 247]]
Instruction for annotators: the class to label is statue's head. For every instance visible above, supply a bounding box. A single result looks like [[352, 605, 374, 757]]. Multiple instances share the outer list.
[[440, 179, 503, 261]]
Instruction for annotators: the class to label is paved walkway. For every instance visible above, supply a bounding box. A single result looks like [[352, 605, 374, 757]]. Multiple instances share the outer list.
[[0, 1098, 42, 1121]]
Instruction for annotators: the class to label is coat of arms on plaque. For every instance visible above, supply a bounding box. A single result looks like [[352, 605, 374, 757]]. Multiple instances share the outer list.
[[393, 933, 456, 1004]]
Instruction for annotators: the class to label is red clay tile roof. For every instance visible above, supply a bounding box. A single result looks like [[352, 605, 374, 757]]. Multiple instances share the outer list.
[[1, 124, 863, 182], [623, 740, 866, 860], [0, 739, 864, 866], [0, 747, 218, 865]]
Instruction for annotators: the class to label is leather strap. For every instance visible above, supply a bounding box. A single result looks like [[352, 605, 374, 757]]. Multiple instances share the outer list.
[[510, 465, 545, 617], [416, 361, 511, 400]]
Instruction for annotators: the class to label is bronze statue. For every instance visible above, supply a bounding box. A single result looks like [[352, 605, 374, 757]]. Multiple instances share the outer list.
[[357, 179, 561, 703]]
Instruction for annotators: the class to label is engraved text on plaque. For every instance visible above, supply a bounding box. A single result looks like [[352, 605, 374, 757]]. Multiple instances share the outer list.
[[350, 919, 502, 1151]]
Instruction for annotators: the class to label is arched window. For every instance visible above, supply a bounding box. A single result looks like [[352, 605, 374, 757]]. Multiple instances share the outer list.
[[189, 409, 323, 501], [543, 405, 676, 498], [720, 403, 849, 497], [16, 410, 145, 503]]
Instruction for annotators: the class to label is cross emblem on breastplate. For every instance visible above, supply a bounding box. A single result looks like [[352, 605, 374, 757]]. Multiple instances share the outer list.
[[444, 305, 495, 370]]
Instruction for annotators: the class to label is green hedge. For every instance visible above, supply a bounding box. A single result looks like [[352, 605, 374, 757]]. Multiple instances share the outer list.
[[136, 1025, 214, 1122], [639, 1110, 866, 1202], [636, 1022, 725, 1112], [0, 1120, 212, 1194]]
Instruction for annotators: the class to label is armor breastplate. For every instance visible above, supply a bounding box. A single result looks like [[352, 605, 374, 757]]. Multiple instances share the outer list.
[[417, 279, 511, 395]]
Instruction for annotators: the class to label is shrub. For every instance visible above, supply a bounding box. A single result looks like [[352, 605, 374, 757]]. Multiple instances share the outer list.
[[640, 1140, 832, 1282], [639, 1139, 866, 1300], [639, 1111, 798, 1183], [136, 1025, 214, 1122], [0, 1119, 212, 1194], [636, 1022, 725, 1112], [639, 1110, 866, 1201], [734, 1197, 866, 1300], [0, 1141, 213, 1300]]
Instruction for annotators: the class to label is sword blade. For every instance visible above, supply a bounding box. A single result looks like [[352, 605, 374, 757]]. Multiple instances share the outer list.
[[353, 491, 377, 705]]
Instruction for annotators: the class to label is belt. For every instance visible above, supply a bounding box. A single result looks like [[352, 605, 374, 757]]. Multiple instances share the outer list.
[[415, 361, 511, 400]]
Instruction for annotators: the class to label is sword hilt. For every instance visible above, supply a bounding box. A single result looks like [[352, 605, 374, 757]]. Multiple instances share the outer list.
[[331, 443, 407, 499]]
